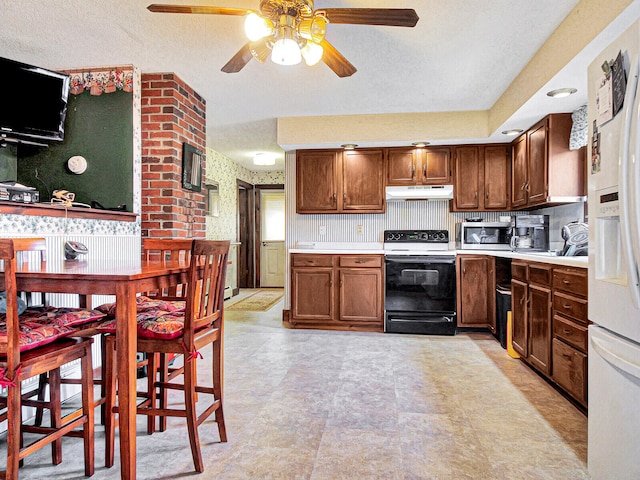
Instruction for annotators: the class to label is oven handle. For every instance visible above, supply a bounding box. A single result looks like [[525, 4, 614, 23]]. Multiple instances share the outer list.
[[385, 255, 456, 264]]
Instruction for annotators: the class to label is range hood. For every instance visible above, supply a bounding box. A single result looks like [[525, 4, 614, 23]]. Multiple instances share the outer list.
[[385, 185, 454, 201]]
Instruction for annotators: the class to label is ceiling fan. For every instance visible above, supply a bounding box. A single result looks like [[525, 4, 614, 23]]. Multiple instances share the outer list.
[[147, 1, 419, 77]]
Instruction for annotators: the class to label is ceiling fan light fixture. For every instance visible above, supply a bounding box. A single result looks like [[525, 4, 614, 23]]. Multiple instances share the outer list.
[[244, 12, 274, 41], [253, 152, 276, 166], [299, 13, 327, 43], [249, 40, 271, 63], [271, 37, 301, 65], [301, 41, 323, 66]]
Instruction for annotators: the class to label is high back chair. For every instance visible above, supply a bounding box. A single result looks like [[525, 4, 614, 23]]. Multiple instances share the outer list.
[[0, 238, 95, 479], [104, 239, 229, 474]]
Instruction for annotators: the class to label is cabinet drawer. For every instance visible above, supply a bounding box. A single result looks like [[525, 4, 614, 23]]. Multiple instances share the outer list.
[[339, 255, 383, 268], [528, 263, 552, 286], [553, 268, 587, 297], [553, 315, 588, 352], [512, 261, 527, 281], [292, 254, 334, 267], [552, 338, 587, 405], [553, 291, 588, 324]]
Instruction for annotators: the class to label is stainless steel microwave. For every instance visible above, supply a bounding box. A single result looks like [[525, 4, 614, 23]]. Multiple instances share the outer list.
[[456, 222, 511, 250]]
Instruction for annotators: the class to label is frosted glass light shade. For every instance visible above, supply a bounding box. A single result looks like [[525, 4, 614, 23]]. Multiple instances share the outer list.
[[301, 42, 323, 66], [253, 153, 276, 165], [271, 38, 301, 65], [244, 13, 273, 41]]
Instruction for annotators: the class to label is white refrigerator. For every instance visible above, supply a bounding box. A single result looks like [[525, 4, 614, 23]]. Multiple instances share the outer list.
[[588, 19, 640, 480]]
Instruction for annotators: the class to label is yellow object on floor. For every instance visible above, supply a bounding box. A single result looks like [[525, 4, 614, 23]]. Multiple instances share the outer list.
[[506, 311, 521, 359]]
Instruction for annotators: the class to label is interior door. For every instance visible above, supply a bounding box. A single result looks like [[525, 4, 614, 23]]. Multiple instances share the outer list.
[[259, 189, 285, 287]]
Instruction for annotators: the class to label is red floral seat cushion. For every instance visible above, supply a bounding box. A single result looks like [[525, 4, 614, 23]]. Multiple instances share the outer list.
[[0, 307, 107, 352], [95, 296, 186, 317], [97, 310, 185, 340]]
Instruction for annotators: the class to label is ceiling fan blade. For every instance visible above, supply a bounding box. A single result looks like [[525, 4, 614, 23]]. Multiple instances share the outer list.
[[320, 40, 357, 78], [221, 43, 254, 74], [322, 8, 419, 27], [147, 4, 251, 16]]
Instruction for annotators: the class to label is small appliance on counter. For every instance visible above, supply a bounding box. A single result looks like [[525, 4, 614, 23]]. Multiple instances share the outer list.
[[509, 215, 549, 252], [560, 221, 588, 256], [0, 181, 39, 204], [456, 221, 511, 250]]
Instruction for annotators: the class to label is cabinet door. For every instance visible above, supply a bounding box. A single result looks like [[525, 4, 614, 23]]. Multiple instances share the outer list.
[[421, 147, 451, 184], [511, 134, 528, 209], [338, 268, 383, 324], [511, 279, 528, 357], [453, 146, 481, 210], [458, 256, 494, 328], [342, 149, 385, 212], [291, 267, 334, 322], [483, 145, 510, 210], [528, 283, 552, 375], [527, 119, 548, 205], [296, 150, 339, 213], [386, 148, 417, 185]]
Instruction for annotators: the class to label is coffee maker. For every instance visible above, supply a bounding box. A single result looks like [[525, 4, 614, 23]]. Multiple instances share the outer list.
[[510, 215, 549, 252]]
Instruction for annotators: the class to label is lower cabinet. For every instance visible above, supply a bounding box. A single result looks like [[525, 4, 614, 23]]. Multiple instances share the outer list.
[[290, 253, 383, 331], [456, 255, 496, 331], [511, 261, 588, 407]]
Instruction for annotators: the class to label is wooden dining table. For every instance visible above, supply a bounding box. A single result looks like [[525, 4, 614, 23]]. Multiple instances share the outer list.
[[13, 256, 191, 480]]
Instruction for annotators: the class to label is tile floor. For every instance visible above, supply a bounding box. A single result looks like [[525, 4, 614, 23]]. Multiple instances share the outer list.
[[4, 289, 589, 479]]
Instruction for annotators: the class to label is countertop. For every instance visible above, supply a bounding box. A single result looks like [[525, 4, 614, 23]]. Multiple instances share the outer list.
[[289, 242, 588, 268]]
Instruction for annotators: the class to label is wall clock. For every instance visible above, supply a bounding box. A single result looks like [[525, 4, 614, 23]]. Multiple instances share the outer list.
[[67, 155, 87, 174]]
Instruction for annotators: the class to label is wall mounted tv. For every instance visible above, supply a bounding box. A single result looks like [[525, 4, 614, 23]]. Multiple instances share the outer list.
[[0, 56, 70, 144]]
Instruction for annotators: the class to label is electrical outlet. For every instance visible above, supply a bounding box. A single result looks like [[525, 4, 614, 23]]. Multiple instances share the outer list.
[[356, 224, 363, 235], [319, 225, 326, 236]]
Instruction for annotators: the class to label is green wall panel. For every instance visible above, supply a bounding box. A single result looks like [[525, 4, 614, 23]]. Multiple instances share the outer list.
[[17, 90, 133, 209]]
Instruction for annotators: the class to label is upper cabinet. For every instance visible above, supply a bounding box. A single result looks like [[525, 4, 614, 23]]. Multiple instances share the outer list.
[[451, 144, 510, 212], [511, 113, 586, 209], [296, 148, 385, 214], [386, 147, 451, 186]]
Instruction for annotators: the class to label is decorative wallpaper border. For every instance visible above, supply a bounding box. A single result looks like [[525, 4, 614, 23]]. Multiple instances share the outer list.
[[0, 214, 139, 236], [62, 65, 135, 96]]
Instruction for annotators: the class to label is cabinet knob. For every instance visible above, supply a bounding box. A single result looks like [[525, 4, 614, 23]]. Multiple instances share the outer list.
[[562, 279, 570, 284], [411, 164, 416, 179], [486, 190, 489, 199], [563, 303, 572, 310], [423, 164, 427, 178]]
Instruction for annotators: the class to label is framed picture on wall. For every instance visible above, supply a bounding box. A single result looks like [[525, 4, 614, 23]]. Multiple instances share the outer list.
[[182, 142, 203, 192]]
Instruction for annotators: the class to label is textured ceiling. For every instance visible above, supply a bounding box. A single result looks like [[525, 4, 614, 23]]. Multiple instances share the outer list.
[[0, 1, 635, 171]]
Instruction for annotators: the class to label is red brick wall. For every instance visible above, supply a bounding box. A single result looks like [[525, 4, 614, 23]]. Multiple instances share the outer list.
[[141, 73, 206, 239]]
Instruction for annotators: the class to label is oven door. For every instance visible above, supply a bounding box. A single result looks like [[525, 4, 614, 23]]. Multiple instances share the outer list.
[[385, 255, 456, 313], [384, 255, 457, 334]]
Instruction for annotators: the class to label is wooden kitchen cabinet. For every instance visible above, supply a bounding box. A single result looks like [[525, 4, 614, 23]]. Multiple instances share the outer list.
[[289, 253, 383, 331], [456, 255, 496, 331], [386, 146, 451, 186], [551, 266, 589, 407], [510, 261, 552, 375], [296, 149, 385, 214], [290, 254, 335, 323], [452, 144, 510, 211], [510, 113, 586, 209]]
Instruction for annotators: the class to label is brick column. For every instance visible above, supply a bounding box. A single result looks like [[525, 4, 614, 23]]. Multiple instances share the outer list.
[[141, 73, 206, 239]]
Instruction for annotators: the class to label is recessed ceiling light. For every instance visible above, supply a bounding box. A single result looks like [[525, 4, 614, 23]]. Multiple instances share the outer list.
[[341, 143, 357, 150], [501, 129, 524, 136], [546, 88, 577, 98], [412, 141, 430, 147], [253, 152, 276, 165]]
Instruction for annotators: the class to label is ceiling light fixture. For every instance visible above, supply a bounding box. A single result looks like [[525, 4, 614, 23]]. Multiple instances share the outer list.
[[253, 152, 276, 166], [243, 2, 327, 67], [341, 144, 357, 150], [501, 129, 523, 136], [546, 87, 577, 98], [412, 142, 430, 147]]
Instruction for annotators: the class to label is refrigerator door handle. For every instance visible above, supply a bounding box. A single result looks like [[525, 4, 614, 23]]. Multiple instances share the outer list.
[[591, 333, 640, 380], [619, 54, 640, 308]]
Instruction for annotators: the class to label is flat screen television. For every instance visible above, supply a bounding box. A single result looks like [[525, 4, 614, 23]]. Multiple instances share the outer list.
[[0, 56, 70, 143]]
